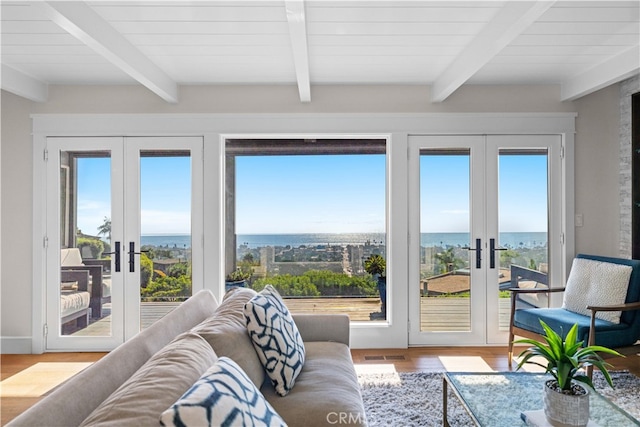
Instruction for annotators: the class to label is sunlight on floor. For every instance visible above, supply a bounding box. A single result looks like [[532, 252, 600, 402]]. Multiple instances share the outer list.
[[438, 356, 494, 372], [0, 362, 93, 397], [512, 355, 546, 373], [354, 363, 399, 376]]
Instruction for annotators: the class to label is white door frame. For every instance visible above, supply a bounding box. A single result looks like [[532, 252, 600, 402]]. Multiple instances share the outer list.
[[45, 137, 125, 350], [408, 135, 487, 345], [42, 136, 203, 351], [123, 137, 204, 340], [485, 135, 564, 344], [408, 134, 565, 346]]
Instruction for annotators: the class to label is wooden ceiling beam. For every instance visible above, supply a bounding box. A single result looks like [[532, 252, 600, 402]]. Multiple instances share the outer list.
[[431, 1, 555, 103], [561, 45, 640, 101], [35, 1, 178, 103], [1, 64, 48, 102], [285, 0, 311, 103]]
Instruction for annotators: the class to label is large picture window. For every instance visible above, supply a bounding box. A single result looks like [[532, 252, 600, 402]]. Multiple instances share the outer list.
[[225, 138, 387, 321]]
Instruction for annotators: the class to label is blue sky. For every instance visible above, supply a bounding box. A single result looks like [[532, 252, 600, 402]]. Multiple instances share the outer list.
[[420, 153, 548, 233], [236, 155, 386, 234], [76, 152, 547, 237], [76, 156, 192, 236]]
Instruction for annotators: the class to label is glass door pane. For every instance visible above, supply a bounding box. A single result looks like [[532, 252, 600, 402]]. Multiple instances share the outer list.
[[59, 154, 113, 337], [419, 150, 472, 332], [139, 151, 193, 329], [496, 150, 549, 332]]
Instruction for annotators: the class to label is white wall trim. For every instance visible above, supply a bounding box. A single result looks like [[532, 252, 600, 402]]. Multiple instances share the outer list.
[[1, 337, 33, 354]]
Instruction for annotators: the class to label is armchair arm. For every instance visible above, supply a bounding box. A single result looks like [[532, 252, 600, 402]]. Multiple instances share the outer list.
[[61, 270, 90, 293], [586, 301, 640, 347], [586, 301, 640, 312]]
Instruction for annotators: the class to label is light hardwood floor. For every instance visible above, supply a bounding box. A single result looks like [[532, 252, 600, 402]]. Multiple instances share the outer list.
[[2, 346, 639, 426]]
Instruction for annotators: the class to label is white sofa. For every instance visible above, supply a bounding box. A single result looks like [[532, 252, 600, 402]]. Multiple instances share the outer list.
[[9, 288, 366, 426]]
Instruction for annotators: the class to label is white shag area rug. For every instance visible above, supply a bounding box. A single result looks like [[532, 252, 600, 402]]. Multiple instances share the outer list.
[[359, 371, 640, 426]]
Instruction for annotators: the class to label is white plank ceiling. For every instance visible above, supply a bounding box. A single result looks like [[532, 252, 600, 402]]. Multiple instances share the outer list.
[[1, 0, 638, 103]]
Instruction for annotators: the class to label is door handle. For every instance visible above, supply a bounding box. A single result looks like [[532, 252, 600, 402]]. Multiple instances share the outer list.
[[103, 241, 121, 272], [489, 238, 507, 269], [128, 242, 149, 273], [463, 238, 482, 269]]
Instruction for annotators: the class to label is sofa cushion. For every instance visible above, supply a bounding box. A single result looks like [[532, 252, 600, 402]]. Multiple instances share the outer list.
[[262, 341, 366, 427], [562, 258, 632, 324], [192, 287, 265, 388], [79, 332, 217, 427], [244, 285, 305, 397], [160, 357, 286, 427]]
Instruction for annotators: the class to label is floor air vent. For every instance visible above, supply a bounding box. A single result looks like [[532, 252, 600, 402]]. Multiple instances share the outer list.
[[364, 355, 406, 361], [384, 355, 406, 360], [364, 355, 385, 361]]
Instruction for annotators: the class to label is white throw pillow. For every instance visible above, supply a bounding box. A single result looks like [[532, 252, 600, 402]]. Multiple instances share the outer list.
[[244, 285, 305, 396], [562, 258, 632, 324], [160, 357, 287, 427]]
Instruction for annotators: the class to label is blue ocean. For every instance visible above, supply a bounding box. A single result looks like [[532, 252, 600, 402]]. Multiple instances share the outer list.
[[141, 232, 547, 249]]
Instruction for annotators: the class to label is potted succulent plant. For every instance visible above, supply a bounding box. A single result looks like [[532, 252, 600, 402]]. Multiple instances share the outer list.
[[225, 267, 252, 292], [364, 254, 386, 313], [514, 320, 623, 426]]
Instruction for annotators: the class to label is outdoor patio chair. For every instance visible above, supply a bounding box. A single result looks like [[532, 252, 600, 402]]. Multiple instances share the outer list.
[[61, 248, 105, 318], [508, 254, 640, 367]]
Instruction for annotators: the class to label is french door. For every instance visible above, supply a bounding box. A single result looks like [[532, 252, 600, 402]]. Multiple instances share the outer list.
[[408, 135, 562, 345], [45, 136, 203, 351]]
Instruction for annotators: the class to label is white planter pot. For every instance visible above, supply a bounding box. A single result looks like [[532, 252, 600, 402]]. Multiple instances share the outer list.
[[543, 380, 590, 427]]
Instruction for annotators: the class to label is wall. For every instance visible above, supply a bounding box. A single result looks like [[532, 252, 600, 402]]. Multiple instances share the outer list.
[[619, 75, 640, 258], [0, 83, 621, 351], [1, 92, 35, 350], [573, 85, 623, 256]]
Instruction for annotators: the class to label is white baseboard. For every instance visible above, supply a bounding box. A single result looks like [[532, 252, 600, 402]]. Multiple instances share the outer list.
[[1, 336, 33, 354]]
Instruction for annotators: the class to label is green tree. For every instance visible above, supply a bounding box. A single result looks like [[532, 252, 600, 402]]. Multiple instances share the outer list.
[[434, 247, 461, 273], [252, 270, 378, 297], [141, 275, 191, 302], [97, 216, 111, 241], [167, 262, 190, 278], [140, 253, 153, 288], [500, 249, 519, 266]]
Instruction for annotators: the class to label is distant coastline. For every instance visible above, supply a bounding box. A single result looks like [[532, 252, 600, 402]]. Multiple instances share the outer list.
[[141, 232, 547, 249]]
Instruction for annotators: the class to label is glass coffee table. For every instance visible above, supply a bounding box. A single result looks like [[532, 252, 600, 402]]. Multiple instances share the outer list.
[[443, 372, 639, 427]]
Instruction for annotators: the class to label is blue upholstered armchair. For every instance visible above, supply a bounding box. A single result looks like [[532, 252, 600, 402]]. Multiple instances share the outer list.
[[508, 254, 640, 366]]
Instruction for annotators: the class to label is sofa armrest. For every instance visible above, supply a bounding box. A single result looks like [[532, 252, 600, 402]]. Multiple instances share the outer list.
[[292, 314, 350, 346]]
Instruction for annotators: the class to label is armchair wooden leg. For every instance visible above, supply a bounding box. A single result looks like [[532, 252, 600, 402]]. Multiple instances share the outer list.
[[508, 329, 515, 368], [508, 292, 517, 368], [587, 312, 597, 380]]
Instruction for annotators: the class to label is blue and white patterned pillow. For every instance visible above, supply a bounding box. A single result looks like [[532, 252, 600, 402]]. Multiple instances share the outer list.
[[160, 357, 287, 427], [244, 285, 306, 396]]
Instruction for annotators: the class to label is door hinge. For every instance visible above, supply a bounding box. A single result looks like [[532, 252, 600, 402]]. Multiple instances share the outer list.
[[43, 148, 49, 161], [43, 236, 49, 248], [560, 145, 565, 159], [43, 323, 48, 338], [560, 233, 565, 245]]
